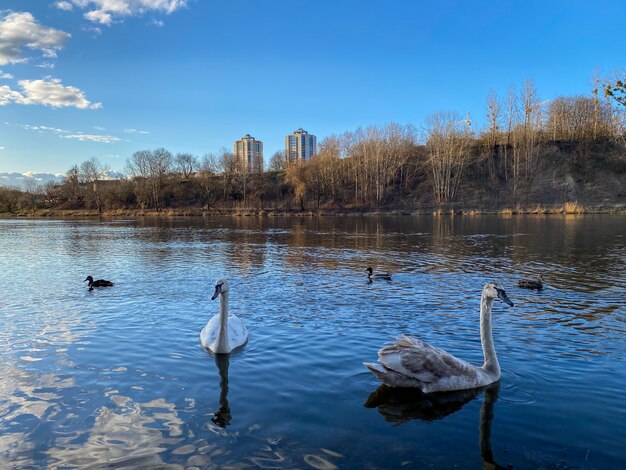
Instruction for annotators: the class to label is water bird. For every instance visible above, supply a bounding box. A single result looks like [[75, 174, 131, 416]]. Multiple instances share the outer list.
[[364, 283, 513, 392], [84, 275, 113, 290], [518, 274, 544, 290], [367, 267, 392, 281], [201, 279, 249, 354]]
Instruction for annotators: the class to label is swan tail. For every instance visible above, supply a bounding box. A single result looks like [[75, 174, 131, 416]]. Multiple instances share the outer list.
[[364, 363, 392, 383], [364, 362, 426, 390]]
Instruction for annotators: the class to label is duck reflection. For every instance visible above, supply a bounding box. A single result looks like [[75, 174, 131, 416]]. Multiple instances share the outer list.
[[365, 382, 507, 469], [211, 354, 232, 428]]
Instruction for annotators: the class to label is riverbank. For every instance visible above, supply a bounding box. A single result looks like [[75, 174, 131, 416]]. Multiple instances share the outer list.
[[3, 201, 625, 218]]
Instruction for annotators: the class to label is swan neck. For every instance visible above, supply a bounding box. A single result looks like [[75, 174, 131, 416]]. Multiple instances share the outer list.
[[480, 292, 500, 376], [215, 291, 229, 353]]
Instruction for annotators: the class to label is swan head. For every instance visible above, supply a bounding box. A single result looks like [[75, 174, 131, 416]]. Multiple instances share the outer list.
[[84, 276, 93, 284], [211, 279, 229, 300], [483, 282, 514, 307], [366, 267, 373, 275]]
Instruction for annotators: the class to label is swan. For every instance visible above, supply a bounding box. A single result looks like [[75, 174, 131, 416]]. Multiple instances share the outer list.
[[518, 274, 544, 290], [364, 282, 513, 392], [367, 267, 392, 281], [200, 279, 249, 354], [84, 275, 113, 290]]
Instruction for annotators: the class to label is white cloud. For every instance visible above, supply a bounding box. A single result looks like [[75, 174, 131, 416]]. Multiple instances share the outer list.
[[61, 1, 187, 25], [124, 127, 149, 134], [0, 12, 71, 65], [0, 85, 23, 105], [148, 19, 164, 27], [0, 172, 64, 189], [18, 124, 70, 134], [0, 70, 13, 79], [62, 133, 119, 142], [0, 78, 101, 109], [84, 9, 113, 25], [54, 1, 75, 11], [35, 62, 56, 69], [9, 121, 120, 143], [81, 25, 102, 36]]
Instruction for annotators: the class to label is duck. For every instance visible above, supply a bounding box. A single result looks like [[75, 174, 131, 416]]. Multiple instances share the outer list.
[[201, 279, 249, 354], [367, 267, 392, 281], [518, 274, 544, 290], [364, 282, 514, 392], [84, 275, 114, 290]]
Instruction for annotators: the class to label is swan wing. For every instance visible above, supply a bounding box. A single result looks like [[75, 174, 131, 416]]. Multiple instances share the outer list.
[[200, 314, 221, 347], [378, 335, 480, 386], [227, 315, 249, 350]]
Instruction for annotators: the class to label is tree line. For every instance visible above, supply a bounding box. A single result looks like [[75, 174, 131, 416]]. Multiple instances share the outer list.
[[1, 74, 625, 214]]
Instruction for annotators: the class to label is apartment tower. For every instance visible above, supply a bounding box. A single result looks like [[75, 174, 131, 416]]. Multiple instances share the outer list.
[[234, 134, 263, 173], [285, 128, 317, 164]]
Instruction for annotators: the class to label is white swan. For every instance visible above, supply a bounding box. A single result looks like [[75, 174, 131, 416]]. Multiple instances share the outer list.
[[200, 279, 249, 354], [364, 282, 513, 392]]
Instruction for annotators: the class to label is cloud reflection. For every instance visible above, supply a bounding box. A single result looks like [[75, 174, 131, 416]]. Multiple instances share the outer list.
[[47, 394, 184, 468]]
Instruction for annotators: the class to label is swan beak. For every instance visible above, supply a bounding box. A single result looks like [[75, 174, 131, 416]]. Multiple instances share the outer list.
[[83, 278, 89, 282], [496, 288, 514, 307], [211, 284, 222, 300]]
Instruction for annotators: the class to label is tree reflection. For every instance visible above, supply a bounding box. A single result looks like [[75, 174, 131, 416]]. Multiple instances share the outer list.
[[365, 382, 507, 469]]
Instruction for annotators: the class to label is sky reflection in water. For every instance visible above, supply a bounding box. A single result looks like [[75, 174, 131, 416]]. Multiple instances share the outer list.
[[0, 216, 624, 468]]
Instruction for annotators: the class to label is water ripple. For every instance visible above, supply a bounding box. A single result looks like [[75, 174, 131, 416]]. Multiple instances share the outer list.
[[0, 215, 624, 469]]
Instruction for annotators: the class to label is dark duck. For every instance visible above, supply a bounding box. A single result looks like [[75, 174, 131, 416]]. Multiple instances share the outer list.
[[366, 267, 392, 281], [85, 275, 114, 290], [518, 274, 544, 290]]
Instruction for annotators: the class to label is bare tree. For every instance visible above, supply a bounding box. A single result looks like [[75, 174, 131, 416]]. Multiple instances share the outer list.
[[285, 161, 307, 211], [425, 111, 472, 204], [148, 148, 172, 211], [42, 181, 58, 206], [501, 85, 519, 182], [519, 79, 542, 183], [80, 157, 108, 213], [198, 153, 220, 208], [61, 165, 83, 207], [483, 90, 502, 180], [216, 148, 237, 200], [23, 177, 40, 213], [126, 148, 172, 210], [126, 150, 151, 208], [269, 150, 287, 172], [0, 186, 20, 213], [175, 153, 197, 179], [546, 96, 615, 141]]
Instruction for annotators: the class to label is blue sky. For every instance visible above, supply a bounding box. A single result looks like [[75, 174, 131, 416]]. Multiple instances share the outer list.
[[0, 0, 625, 174]]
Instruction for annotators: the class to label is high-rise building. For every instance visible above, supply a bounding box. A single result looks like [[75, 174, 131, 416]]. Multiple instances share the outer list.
[[285, 128, 317, 163], [234, 134, 263, 173]]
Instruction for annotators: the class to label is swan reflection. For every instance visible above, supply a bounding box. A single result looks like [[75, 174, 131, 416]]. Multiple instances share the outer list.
[[365, 382, 507, 469], [211, 354, 232, 428]]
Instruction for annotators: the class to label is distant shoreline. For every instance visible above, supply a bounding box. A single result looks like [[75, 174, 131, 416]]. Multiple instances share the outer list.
[[2, 202, 625, 218]]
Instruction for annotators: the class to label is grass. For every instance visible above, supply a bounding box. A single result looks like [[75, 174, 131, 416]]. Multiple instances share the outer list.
[[3, 202, 626, 218], [562, 201, 585, 214]]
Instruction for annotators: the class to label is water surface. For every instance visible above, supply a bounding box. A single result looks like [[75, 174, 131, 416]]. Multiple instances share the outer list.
[[0, 216, 624, 468]]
